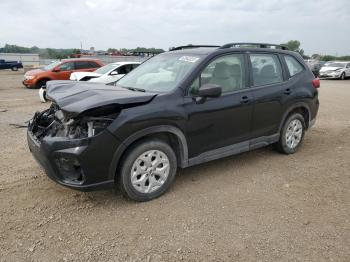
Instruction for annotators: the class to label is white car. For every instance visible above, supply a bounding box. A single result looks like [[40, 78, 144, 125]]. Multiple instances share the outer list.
[[319, 61, 350, 80], [39, 62, 140, 102], [70, 62, 140, 83]]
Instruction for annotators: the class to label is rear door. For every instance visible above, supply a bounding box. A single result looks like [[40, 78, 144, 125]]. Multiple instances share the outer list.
[[249, 53, 294, 140], [74, 61, 100, 72]]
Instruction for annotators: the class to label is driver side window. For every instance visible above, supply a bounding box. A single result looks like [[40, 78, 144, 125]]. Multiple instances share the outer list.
[[117, 65, 127, 74], [59, 62, 74, 71], [189, 54, 246, 95]]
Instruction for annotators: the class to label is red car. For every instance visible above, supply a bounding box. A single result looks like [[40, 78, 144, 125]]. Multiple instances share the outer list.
[[23, 58, 104, 89]]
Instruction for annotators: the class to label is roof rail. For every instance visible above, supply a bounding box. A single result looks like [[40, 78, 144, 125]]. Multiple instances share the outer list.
[[170, 44, 220, 51], [219, 43, 289, 50]]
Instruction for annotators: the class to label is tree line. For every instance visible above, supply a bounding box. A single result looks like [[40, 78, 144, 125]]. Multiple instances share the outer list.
[[0, 44, 165, 59], [0, 42, 348, 61], [281, 40, 350, 61]]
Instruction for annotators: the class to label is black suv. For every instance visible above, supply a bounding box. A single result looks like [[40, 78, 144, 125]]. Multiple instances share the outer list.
[[27, 43, 320, 201]]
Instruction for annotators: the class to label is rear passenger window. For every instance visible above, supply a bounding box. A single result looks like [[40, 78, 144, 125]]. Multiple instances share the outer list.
[[75, 61, 91, 69], [284, 55, 304, 76], [88, 61, 100, 68], [250, 54, 283, 86], [189, 54, 246, 95]]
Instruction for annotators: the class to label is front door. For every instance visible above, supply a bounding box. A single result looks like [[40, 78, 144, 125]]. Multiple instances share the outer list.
[[55, 61, 75, 80], [184, 53, 253, 157]]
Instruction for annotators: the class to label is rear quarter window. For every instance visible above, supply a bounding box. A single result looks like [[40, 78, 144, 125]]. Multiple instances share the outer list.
[[284, 55, 304, 76]]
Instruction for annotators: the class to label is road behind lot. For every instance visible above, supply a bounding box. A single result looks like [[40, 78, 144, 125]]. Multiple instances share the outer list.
[[0, 71, 349, 261]]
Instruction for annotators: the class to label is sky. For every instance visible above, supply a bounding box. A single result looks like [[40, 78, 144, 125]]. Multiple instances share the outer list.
[[0, 0, 349, 55]]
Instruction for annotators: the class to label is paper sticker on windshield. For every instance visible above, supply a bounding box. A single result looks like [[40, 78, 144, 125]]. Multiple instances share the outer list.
[[179, 56, 200, 63]]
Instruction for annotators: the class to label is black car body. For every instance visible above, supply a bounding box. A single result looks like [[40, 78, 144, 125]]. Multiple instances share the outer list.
[[0, 59, 23, 71], [27, 43, 319, 201]]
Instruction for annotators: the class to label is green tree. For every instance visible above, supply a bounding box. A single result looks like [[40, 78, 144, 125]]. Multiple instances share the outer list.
[[281, 40, 305, 57]]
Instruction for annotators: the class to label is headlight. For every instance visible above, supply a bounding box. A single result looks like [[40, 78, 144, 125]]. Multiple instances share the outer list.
[[25, 75, 34, 80], [334, 69, 342, 72]]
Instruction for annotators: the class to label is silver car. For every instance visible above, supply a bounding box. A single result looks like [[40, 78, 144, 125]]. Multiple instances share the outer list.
[[319, 61, 350, 80]]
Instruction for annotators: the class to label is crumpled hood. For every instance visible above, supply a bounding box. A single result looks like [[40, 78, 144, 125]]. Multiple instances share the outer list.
[[46, 80, 157, 116]]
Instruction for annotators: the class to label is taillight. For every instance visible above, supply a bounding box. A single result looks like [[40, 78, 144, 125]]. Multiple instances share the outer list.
[[312, 78, 320, 88]]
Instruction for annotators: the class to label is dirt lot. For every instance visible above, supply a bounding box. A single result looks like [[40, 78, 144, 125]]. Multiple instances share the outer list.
[[0, 70, 349, 262]]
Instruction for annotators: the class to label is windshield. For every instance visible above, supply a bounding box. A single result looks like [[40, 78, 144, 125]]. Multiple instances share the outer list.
[[44, 61, 61, 71], [95, 63, 119, 74], [326, 63, 346, 68], [116, 53, 203, 92]]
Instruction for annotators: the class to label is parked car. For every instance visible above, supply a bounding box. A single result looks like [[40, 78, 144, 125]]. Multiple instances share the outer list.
[[70, 62, 140, 83], [0, 59, 23, 71], [305, 59, 325, 77], [38, 62, 141, 102], [23, 58, 104, 89], [319, 61, 350, 80], [27, 43, 319, 201]]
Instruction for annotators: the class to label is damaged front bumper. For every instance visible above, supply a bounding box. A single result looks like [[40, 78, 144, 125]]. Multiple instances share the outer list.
[[27, 110, 124, 191]]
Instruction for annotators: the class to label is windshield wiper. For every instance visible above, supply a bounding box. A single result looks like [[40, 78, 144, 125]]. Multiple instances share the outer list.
[[122, 86, 146, 92]]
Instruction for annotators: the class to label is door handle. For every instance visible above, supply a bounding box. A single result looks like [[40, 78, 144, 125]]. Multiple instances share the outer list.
[[284, 88, 292, 95], [240, 96, 250, 104]]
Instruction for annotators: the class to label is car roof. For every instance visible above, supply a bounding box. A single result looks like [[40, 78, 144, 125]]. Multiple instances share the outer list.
[[112, 61, 141, 65], [61, 58, 102, 62]]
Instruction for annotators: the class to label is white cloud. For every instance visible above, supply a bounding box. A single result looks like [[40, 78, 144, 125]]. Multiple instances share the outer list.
[[0, 0, 349, 55]]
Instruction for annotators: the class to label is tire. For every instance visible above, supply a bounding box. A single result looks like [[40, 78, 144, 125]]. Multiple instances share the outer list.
[[38, 88, 47, 103], [35, 79, 48, 89], [340, 72, 345, 80], [11, 66, 18, 71], [118, 139, 177, 201], [276, 113, 306, 154]]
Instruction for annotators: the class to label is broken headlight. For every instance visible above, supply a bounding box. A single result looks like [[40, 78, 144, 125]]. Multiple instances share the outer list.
[[85, 117, 114, 137]]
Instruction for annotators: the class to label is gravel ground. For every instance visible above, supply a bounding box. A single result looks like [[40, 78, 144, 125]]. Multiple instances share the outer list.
[[0, 70, 349, 262]]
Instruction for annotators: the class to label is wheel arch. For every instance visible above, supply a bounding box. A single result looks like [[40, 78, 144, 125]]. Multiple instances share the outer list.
[[279, 102, 311, 131], [108, 125, 189, 180], [35, 77, 51, 88]]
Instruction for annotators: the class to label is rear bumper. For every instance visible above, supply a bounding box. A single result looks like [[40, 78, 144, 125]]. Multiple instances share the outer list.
[[27, 120, 123, 191], [309, 98, 319, 129]]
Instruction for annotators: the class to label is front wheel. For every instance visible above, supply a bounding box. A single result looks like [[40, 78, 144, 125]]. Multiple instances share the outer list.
[[11, 66, 18, 71], [38, 88, 47, 103], [117, 139, 177, 201], [276, 113, 305, 154], [35, 79, 47, 89], [340, 72, 345, 80]]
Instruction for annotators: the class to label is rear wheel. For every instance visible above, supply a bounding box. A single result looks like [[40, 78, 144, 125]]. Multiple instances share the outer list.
[[276, 113, 305, 154], [118, 139, 177, 201]]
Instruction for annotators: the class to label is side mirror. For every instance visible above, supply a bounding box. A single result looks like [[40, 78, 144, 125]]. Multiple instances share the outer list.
[[52, 67, 60, 72], [110, 71, 119, 75], [198, 84, 222, 98], [194, 84, 222, 104]]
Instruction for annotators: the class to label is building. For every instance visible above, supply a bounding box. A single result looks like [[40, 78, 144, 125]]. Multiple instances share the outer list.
[[0, 53, 40, 67]]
